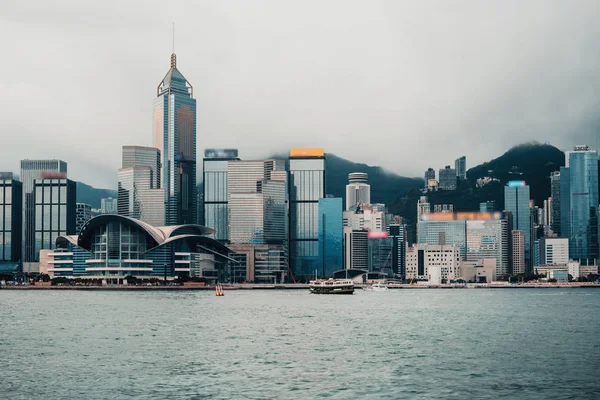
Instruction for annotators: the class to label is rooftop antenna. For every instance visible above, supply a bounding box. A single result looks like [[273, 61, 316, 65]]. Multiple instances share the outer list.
[[171, 22, 176, 68]]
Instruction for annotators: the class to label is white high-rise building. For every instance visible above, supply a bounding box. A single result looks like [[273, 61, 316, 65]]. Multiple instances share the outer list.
[[345, 172, 370, 210], [539, 237, 569, 266], [405, 244, 461, 282], [343, 208, 385, 232]]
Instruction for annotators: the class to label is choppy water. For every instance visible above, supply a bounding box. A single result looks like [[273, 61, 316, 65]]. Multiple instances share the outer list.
[[1, 289, 599, 399]]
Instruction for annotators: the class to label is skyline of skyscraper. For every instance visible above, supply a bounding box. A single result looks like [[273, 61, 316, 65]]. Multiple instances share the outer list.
[[153, 52, 197, 225], [20, 160, 68, 264], [30, 177, 76, 263], [203, 149, 240, 242], [0, 172, 22, 269], [504, 181, 532, 270], [560, 146, 599, 263], [318, 197, 343, 277], [288, 148, 326, 278], [117, 146, 165, 227]]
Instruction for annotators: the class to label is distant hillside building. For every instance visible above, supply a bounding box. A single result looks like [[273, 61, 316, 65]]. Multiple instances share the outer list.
[[438, 166, 457, 190], [424, 168, 435, 189], [455, 156, 467, 180], [100, 197, 118, 214]]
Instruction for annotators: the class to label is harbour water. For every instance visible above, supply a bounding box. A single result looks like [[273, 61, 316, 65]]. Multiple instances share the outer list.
[[1, 289, 599, 399]]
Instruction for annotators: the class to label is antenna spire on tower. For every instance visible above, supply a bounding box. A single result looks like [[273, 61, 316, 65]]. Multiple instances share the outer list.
[[172, 22, 175, 54]]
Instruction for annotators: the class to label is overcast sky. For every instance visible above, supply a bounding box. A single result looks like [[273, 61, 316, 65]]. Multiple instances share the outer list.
[[1, 0, 599, 188]]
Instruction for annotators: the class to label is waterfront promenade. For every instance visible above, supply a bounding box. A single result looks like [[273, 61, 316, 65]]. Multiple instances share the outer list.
[[2, 282, 599, 290]]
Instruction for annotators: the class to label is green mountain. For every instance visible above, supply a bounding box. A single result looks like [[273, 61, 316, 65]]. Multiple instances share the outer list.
[[324, 154, 422, 207], [389, 142, 566, 242], [75, 182, 117, 209]]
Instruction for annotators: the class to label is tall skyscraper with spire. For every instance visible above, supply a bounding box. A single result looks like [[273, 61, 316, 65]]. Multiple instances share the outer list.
[[153, 52, 197, 225]]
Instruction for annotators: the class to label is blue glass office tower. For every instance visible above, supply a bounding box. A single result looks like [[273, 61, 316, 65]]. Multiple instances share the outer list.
[[560, 146, 599, 262], [289, 149, 326, 278], [504, 181, 532, 270], [153, 53, 196, 225], [0, 173, 22, 271], [318, 198, 342, 277], [203, 149, 239, 242]]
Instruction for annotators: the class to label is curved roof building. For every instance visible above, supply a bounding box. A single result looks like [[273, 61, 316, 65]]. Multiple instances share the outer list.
[[49, 215, 233, 281]]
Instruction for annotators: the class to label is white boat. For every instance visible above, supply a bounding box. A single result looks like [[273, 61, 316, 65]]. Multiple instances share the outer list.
[[363, 282, 388, 291], [309, 278, 355, 294]]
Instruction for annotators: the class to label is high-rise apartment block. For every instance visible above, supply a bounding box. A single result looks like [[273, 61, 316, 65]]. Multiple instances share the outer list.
[[346, 172, 370, 210], [153, 53, 196, 225], [438, 166, 457, 190], [20, 160, 68, 263], [560, 146, 599, 263], [203, 149, 239, 242], [117, 146, 164, 226], [455, 156, 466, 180], [512, 230, 525, 274], [288, 148, 325, 278], [0, 173, 22, 269]]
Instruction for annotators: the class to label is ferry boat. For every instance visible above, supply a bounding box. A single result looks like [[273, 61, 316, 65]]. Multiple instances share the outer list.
[[363, 282, 388, 292], [309, 278, 355, 295]]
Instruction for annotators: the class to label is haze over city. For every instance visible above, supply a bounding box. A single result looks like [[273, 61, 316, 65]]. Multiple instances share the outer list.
[[2, 0, 600, 189]]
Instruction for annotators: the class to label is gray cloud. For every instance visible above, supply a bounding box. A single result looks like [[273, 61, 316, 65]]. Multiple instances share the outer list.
[[1, 0, 599, 188]]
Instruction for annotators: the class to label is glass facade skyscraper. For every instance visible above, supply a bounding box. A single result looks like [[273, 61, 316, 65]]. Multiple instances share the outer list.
[[550, 171, 561, 235], [466, 219, 508, 275], [31, 178, 76, 262], [228, 160, 287, 244], [20, 159, 68, 262], [417, 219, 467, 258], [227, 159, 288, 283], [0, 173, 22, 268], [388, 223, 407, 278], [153, 53, 196, 225], [318, 198, 343, 277], [560, 146, 599, 262], [504, 181, 532, 270], [203, 149, 239, 242], [288, 149, 326, 278]]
